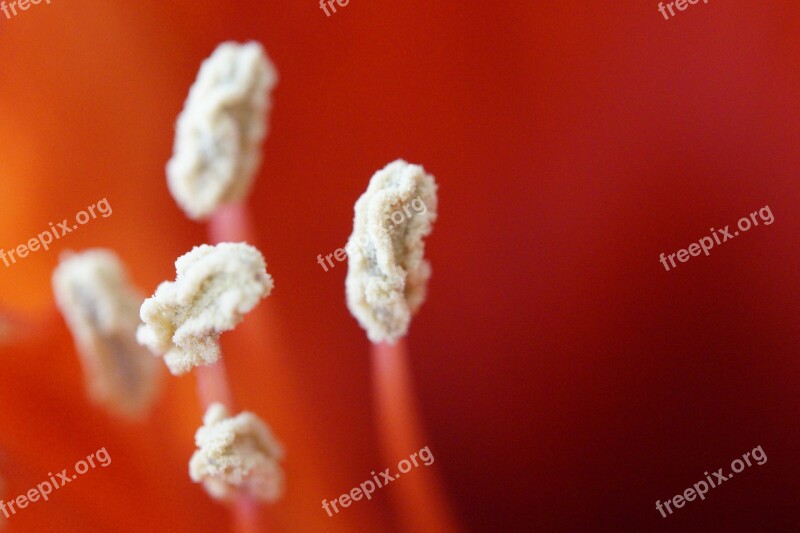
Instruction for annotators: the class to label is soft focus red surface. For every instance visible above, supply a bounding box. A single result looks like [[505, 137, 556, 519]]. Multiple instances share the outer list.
[[1, 1, 799, 531]]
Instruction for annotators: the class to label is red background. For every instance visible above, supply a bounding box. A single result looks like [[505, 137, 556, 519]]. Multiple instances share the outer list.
[[0, 1, 799, 531]]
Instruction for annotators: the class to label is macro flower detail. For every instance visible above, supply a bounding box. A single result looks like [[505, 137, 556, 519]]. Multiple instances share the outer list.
[[167, 41, 278, 220], [137, 243, 273, 375], [189, 403, 284, 503], [52, 249, 162, 419], [345, 160, 438, 343]]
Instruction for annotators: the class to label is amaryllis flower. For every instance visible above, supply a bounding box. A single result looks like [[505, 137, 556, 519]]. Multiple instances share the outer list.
[[2, 1, 796, 532]]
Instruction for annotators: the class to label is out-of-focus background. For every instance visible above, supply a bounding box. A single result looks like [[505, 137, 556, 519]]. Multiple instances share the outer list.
[[0, 1, 799, 531]]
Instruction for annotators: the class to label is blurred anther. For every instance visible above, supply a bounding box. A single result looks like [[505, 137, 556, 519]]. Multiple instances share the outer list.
[[167, 41, 278, 221], [52, 249, 162, 419]]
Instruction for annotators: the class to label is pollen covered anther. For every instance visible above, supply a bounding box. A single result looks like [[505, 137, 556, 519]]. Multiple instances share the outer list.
[[137, 243, 273, 375], [345, 160, 438, 343], [167, 41, 278, 220], [52, 249, 162, 419], [189, 403, 284, 503]]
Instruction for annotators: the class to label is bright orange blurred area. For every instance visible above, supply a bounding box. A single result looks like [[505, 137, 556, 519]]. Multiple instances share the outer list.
[[2, 1, 800, 531]]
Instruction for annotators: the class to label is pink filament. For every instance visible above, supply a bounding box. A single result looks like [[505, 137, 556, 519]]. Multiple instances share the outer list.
[[372, 339, 460, 532], [194, 201, 263, 533]]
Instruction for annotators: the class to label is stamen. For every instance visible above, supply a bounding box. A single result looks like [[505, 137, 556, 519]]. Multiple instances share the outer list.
[[345, 159, 438, 343], [136, 243, 273, 375], [51, 249, 162, 419], [167, 41, 278, 221], [347, 161, 457, 529], [189, 403, 285, 503]]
